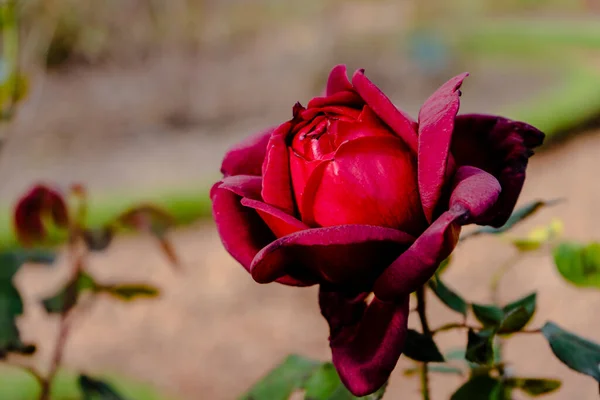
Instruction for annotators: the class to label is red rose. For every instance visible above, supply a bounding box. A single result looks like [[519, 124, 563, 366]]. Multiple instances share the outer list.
[[211, 65, 543, 395]]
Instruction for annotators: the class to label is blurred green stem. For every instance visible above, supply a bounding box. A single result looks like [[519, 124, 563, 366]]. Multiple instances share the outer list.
[[489, 254, 522, 377], [416, 286, 431, 400], [490, 254, 521, 305]]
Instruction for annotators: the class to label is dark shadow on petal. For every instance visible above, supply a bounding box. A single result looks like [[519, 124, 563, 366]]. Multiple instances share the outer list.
[[452, 114, 544, 227], [251, 225, 414, 290]]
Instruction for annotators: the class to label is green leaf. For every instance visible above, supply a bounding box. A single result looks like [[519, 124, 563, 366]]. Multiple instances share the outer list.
[[102, 285, 160, 301], [451, 376, 504, 400], [505, 377, 561, 396], [241, 354, 320, 400], [0, 250, 53, 354], [403, 329, 445, 362], [471, 304, 504, 327], [499, 293, 537, 334], [303, 363, 343, 399], [461, 199, 563, 239], [541, 322, 600, 382], [41, 272, 97, 314], [428, 275, 467, 316], [0, 282, 24, 353], [553, 242, 600, 288], [466, 329, 495, 365], [78, 374, 128, 400]]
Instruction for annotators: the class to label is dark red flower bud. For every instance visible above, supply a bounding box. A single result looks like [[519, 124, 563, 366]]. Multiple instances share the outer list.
[[14, 185, 69, 245]]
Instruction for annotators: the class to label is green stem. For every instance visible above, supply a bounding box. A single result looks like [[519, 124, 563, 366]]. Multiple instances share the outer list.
[[489, 254, 522, 377], [416, 287, 431, 400]]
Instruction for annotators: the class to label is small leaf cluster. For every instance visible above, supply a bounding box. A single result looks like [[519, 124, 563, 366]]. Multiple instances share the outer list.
[[0, 183, 179, 399]]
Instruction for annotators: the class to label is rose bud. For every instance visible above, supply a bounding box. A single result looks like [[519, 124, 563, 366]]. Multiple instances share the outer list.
[[14, 184, 69, 246], [211, 65, 544, 396]]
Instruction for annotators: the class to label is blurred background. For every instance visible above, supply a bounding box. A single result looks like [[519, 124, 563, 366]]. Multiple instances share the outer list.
[[1, 0, 600, 399]]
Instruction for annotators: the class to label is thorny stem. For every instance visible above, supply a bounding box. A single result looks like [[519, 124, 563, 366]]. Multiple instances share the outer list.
[[416, 286, 431, 400]]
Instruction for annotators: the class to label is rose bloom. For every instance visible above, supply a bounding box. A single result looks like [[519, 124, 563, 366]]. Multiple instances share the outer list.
[[211, 65, 543, 396]]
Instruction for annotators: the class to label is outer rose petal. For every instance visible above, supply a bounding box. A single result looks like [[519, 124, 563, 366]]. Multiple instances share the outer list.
[[261, 122, 296, 215], [319, 289, 410, 396], [241, 198, 309, 238], [351, 69, 418, 152], [211, 183, 313, 287], [374, 166, 501, 301], [250, 225, 414, 291], [452, 114, 544, 227], [217, 175, 262, 200], [326, 64, 354, 96], [221, 127, 273, 177], [417, 72, 469, 223]]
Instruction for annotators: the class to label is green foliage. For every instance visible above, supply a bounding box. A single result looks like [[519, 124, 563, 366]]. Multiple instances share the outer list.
[[78, 374, 128, 400], [471, 293, 537, 334], [461, 199, 562, 240], [499, 293, 537, 334], [450, 376, 503, 400], [242, 354, 320, 400], [240, 355, 386, 400], [509, 219, 563, 252], [0, 249, 55, 354], [403, 330, 444, 363], [103, 285, 160, 301], [465, 329, 496, 365], [505, 378, 561, 396], [428, 275, 468, 317], [553, 242, 600, 288], [471, 305, 504, 327], [541, 322, 600, 382], [0, 365, 172, 400]]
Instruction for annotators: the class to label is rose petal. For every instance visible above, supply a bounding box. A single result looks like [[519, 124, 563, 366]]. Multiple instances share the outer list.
[[211, 182, 274, 272], [417, 72, 469, 223], [250, 225, 414, 291], [241, 198, 309, 238], [221, 127, 273, 177], [301, 135, 425, 235], [320, 288, 410, 396], [211, 183, 314, 287], [452, 114, 545, 227], [351, 69, 418, 152], [261, 122, 296, 215], [450, 166, 501, 223], [374, 165, 500, 301], [327, 64, 354, 96], [218, 175, 262, 200], [307, 91, 364, 109]]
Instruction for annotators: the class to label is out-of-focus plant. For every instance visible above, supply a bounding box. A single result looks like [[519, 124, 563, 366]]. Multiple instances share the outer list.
[[0, 0, 27, 124], [2, 183, 179, 400], [240, 200, 600, 399]]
